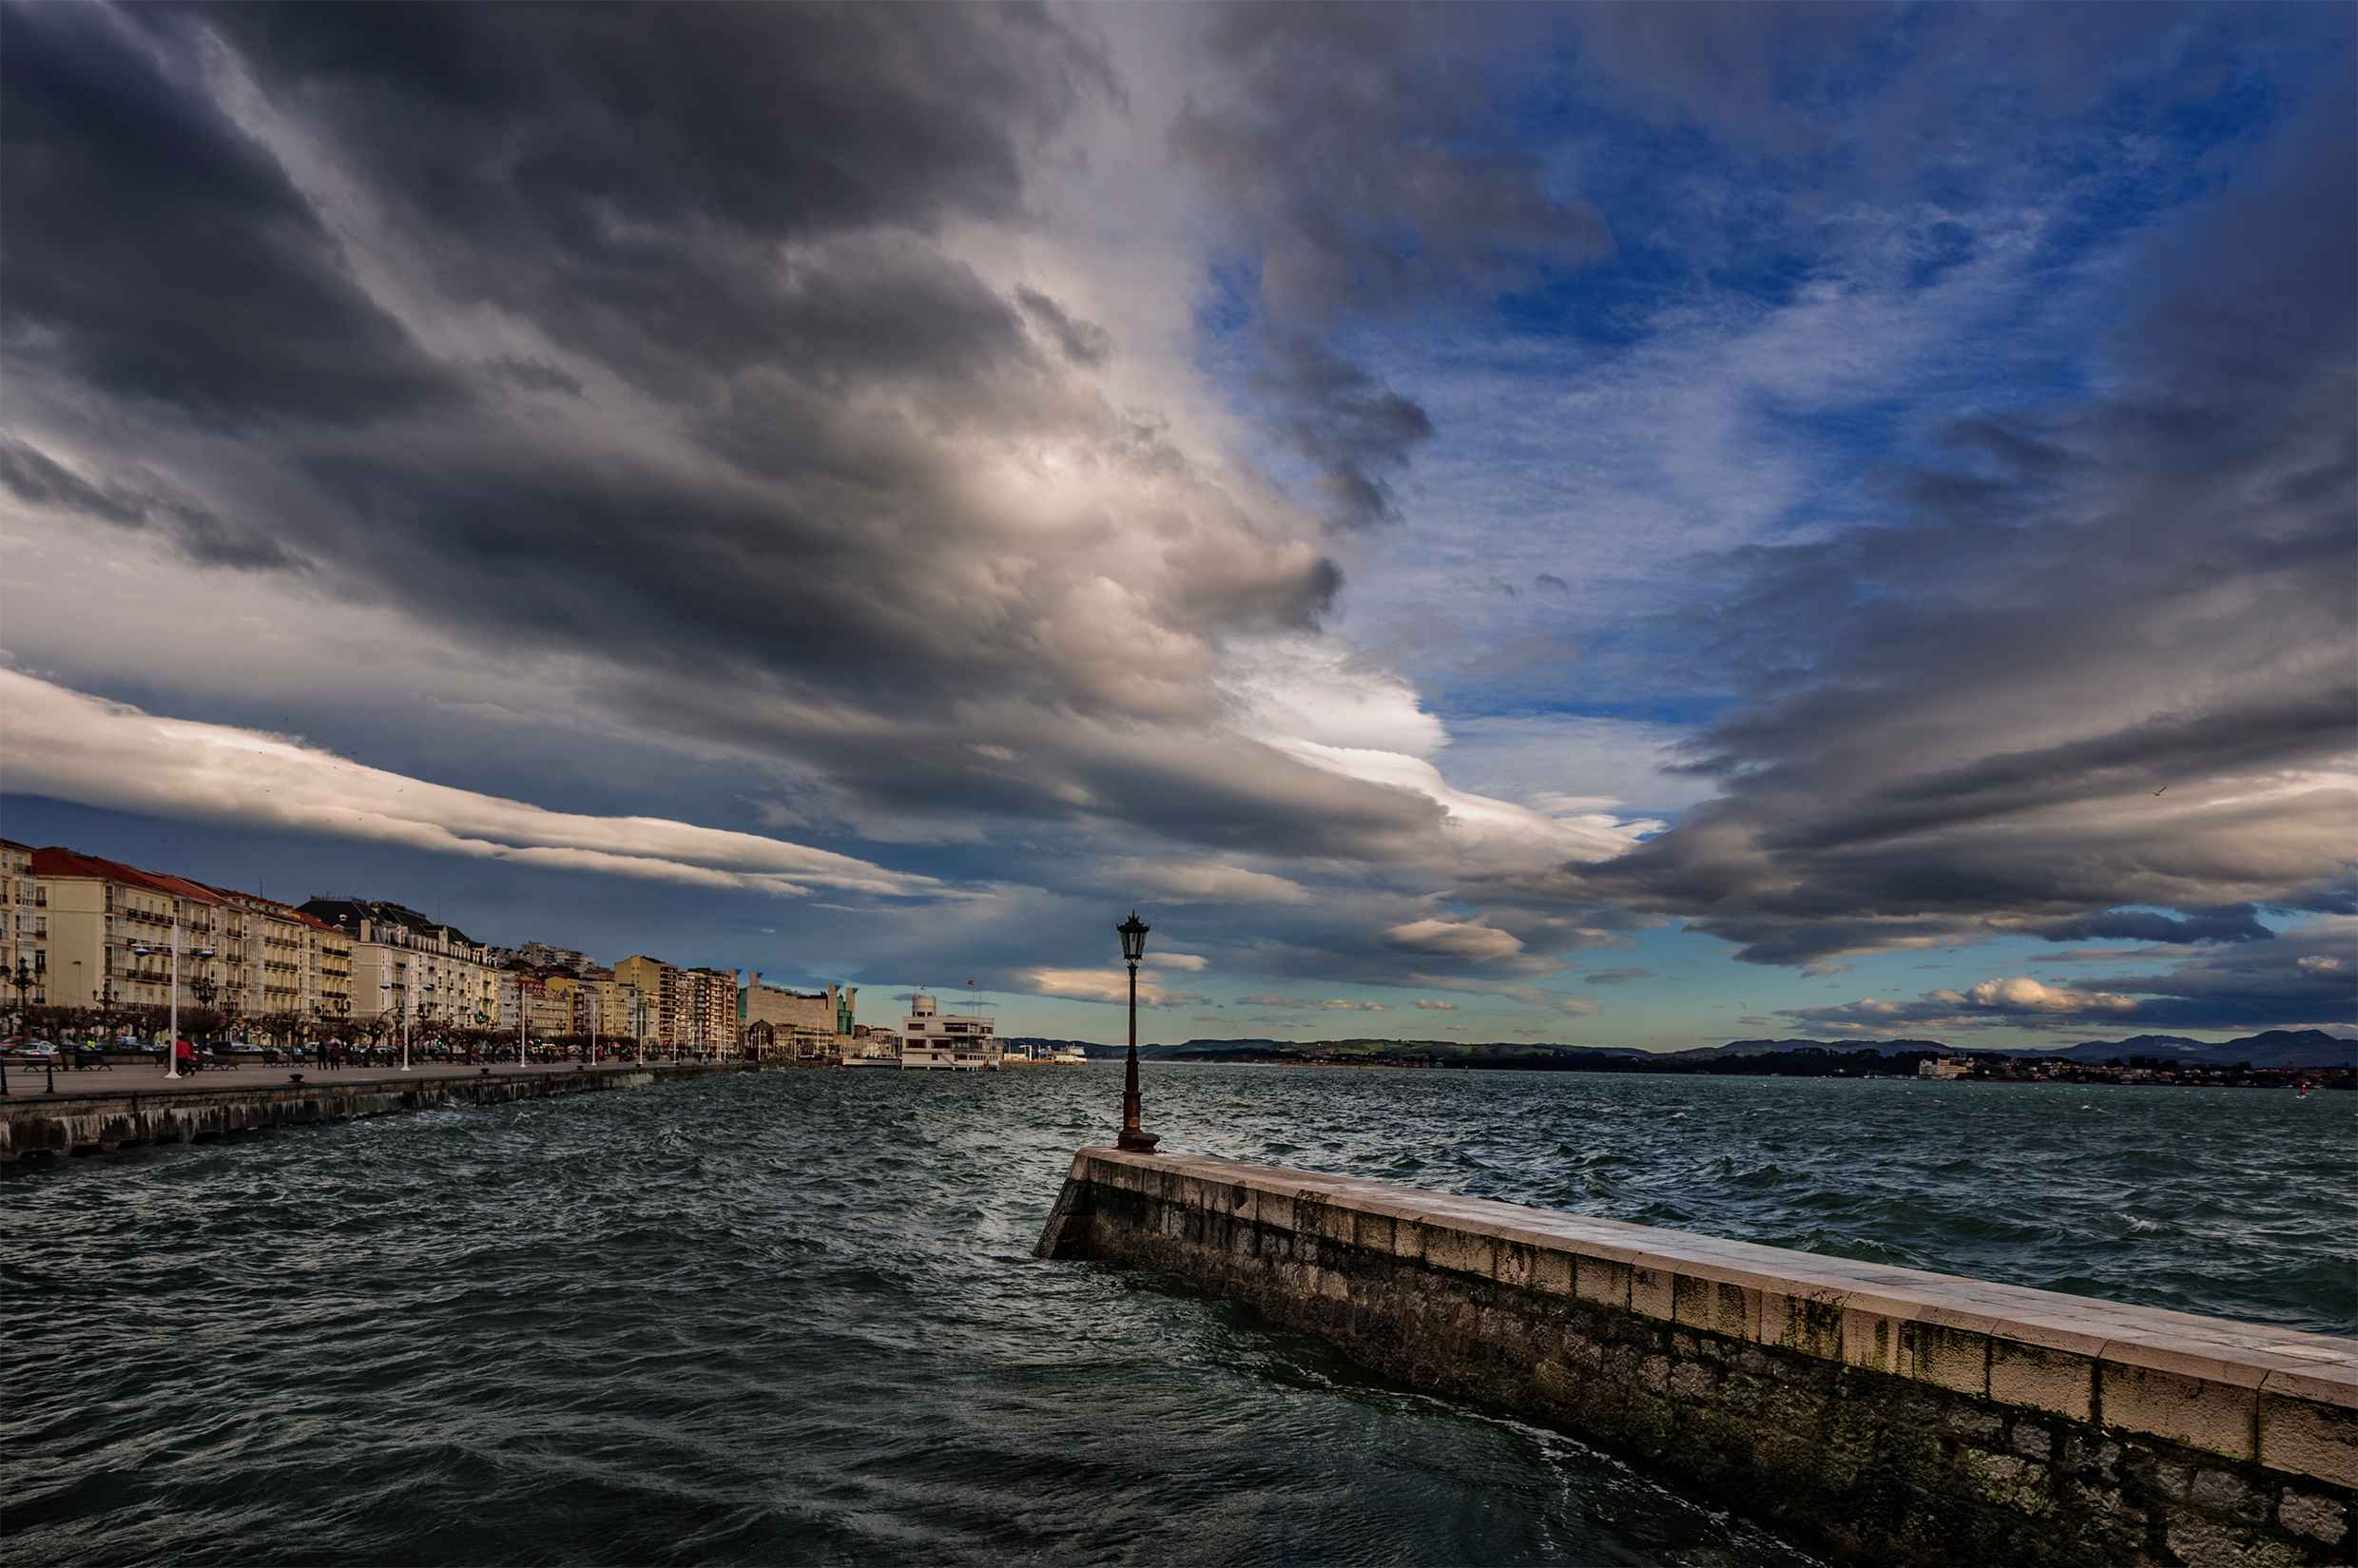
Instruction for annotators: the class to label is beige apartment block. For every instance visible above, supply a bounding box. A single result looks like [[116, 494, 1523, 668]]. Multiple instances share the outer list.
[[302, 914, 355, 1024], [0, 839, 41, 1011], [302, 899, 500, 1035], [614, 955, 685, 1047], [687, 967, 739, 1049], [543, 972, 582, 1034], [590, 977, 648, 1041], [205, 887, 323, 1025], [29, 846, 232, 1017]]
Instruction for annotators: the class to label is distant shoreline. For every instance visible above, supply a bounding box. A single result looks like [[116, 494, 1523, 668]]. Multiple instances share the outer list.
[[1139, 1051, 2353, 1089]]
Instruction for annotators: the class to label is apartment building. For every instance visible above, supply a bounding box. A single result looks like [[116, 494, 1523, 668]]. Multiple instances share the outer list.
[[687, 967, 739, 1050], [614, 955, 686, 1047], [512, 941, 595, 975], [541, 972, 596, 1036], [29, 846, 230, 1016], [302, 899, 500, 1033], [585, 971, 649, 1042], [0, 839, 42, 1011], [300, 913, 356, 1024], [207, 887, 324, 1024], [501, 970, 573, 1039]]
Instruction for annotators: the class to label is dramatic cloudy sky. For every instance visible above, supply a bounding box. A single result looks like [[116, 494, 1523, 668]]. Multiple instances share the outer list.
[[4, 2, 2353, 1049]]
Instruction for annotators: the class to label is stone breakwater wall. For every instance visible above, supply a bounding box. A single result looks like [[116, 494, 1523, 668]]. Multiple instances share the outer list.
[[1036, 1148, 2356, 1568], [0, 1066, 736, 1164]]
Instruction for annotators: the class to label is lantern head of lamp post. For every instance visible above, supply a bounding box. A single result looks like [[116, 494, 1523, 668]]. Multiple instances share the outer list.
[[1117, 912, 1150, 965], [1113, 910, 1160, 1153]]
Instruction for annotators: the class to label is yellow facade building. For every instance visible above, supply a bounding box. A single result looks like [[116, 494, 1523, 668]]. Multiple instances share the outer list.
[[29, 846, 231, 1021]]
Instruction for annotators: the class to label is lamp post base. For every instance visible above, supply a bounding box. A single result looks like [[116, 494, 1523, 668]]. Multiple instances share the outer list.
[[1115, 1127, 1161, 1152]]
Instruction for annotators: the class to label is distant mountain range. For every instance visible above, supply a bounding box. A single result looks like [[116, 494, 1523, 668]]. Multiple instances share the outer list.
[[1003, 1028, 2357, 1070], [1683, 1029, 2355, 1070]]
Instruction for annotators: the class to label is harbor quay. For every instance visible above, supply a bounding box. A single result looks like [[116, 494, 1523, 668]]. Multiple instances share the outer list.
[[1038, 1147, 2358, 1568], [0, 1059, 747, 1164]]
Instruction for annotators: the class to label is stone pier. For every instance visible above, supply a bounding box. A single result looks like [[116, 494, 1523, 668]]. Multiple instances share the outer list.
[[0, 1062, 745, 1164], [1038, 1147, 2357, 1568]]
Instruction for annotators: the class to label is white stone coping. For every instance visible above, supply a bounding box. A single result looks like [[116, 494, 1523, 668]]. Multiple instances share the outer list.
[[1068, 1147, 2358, 1486]]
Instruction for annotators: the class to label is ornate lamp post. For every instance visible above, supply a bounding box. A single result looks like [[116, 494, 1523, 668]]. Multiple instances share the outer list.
[[9, 957, 32, 1036], [1114, 912, 1160, 1153]]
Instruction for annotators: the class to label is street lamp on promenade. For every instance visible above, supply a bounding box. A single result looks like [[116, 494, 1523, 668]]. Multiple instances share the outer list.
[[1114, 912, 1160, 1153], [132, 924, 215, 1081], [378, 978, 411, 1070], [9, 957, 32, 1036]]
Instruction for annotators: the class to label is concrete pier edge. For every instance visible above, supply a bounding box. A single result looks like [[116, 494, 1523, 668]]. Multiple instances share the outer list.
[[1037, 1146, 2357, 1568], [0, 1063, 748, 1163]]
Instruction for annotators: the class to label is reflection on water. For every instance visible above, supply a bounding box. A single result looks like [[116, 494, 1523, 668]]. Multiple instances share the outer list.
[[2, 1067, 2347, 1565]]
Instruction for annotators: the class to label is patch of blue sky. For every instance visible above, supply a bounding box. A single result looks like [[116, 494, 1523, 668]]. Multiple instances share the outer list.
[[1443, 690, 1733, 731], [1191, 252, 1261, 340]]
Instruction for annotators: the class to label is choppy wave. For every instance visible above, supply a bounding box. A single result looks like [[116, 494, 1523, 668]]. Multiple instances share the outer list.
[[3, 1067, 2348, 1565]]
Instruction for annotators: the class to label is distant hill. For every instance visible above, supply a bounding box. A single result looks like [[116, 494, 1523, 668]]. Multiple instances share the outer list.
[[1025, 1028, 2356, 1070], [1634, 1030, 2352, 1069], [1147, 1036, 1653, 1064], [1926, 1029, 2351, 1069], [1671, 1036, 1948, 1059]]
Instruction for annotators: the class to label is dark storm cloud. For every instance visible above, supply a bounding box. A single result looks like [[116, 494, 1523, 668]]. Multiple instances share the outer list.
[[1259, 337, 1434, 529], [0, 3, 460, 427], [1174, 6, 1607, 319], [169, 3, 1125, 408], [1575, 82, 2358, 968], [1015, 287, 1114, 368], [0, 1, 1432, 862], [486, 359, 584, 398], [0, 436, 298, 571], [2022, 907, 2272, 947], [2067, 930, 2358, 1032], [1169, 5, 1606, 531], [1779, 921, 2358, 1035], [0, 438, 144, 528], [199, 3, 1111, 246]]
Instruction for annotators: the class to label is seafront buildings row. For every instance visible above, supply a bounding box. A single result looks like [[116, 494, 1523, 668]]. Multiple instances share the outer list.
[[0, 839, 865, 1057]]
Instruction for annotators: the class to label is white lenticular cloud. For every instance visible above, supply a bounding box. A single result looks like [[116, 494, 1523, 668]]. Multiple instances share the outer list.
[[0, 668, 946, 900], [1113, 860, 1316, 905], [1383, 918, 1526, 961], [1023, 967, 1204, 1006], [1961, 977, 2139, 1014]]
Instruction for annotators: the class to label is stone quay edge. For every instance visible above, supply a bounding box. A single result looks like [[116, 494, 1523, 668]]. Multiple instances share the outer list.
[[1036, 1146, 2356, 1568]]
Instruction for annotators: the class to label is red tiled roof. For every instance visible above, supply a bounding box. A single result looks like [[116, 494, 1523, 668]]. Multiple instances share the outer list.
[[29, 847, 223, 904]]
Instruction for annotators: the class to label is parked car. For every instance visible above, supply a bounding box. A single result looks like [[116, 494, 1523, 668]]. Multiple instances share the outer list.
[[19, 1039, 60, 1058]]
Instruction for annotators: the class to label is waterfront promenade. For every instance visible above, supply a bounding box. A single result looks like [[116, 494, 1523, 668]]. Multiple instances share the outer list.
[[0, 1058, 744, 1161], [0, 1056, 709, 1100]]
